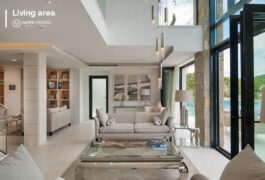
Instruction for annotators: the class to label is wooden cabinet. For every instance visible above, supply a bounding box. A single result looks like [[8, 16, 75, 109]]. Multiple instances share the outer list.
[[47, 69, 70, 108]]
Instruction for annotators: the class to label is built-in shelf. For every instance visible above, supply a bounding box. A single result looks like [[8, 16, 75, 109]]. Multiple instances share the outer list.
[[47, 69, 70, 108]]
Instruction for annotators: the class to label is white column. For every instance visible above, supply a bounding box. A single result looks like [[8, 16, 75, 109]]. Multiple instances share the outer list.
[[171, 65, 180, 124], [23, 53, 47, 146]]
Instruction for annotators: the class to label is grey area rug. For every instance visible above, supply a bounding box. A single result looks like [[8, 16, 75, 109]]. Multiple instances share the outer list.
[[61, 144, 199, 180]]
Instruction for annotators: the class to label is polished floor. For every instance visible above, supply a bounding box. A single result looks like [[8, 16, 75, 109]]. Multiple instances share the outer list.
[[8, 121, 94, 180], [7, 120, 228, 180]]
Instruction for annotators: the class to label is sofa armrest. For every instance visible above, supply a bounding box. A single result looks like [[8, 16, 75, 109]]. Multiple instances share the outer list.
[[167, 116, 174, 134], [94, 117, 100, 137]]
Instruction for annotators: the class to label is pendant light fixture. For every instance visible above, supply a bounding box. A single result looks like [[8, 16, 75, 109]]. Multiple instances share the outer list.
[[151, 5, 156, 25], [155, 37, 159, 55], [164, 7, 168, 25], [160, 32, 165, 51]]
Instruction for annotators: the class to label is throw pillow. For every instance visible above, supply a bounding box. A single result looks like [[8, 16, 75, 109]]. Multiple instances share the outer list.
[[96, 108, 108, 127], [153, 116, 162, 126], [47, 107, 59, 114], [220, 144, 265, 180], [0, 145, 45, 180], [160, 108, 170, 125], [106, 117, 116, 126], [59, 105, 67, 111], [0, 152, 8, 162], [191, 174, 209, 180]]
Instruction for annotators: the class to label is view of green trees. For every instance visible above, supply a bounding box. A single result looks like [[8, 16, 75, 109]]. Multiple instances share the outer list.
[[186, 73, 265, 101], [223, 74, 265, 100], [186, 73, 195, 98]]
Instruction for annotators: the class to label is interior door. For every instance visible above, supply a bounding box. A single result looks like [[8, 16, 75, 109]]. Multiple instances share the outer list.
[[89, 76, 108, 119]]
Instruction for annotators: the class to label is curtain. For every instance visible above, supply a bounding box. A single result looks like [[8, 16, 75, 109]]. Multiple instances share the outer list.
[[162, 68, 174, 112]]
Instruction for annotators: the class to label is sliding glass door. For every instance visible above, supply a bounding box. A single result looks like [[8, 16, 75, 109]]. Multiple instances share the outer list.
[[180, 62, 195, 128]]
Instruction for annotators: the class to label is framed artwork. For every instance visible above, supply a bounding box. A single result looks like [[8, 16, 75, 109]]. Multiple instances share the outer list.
[[51, 75, 57, 80], [140, 75, 151, 101], [127, 75, 138, 101], [114, 75, 125, 101], [48, 82, 55, 89], [62, 74, 68, 79], [58, 82, 62, 89]]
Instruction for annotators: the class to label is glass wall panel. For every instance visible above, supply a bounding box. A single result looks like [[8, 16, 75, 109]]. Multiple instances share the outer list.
[[219, 48, 231, 153], [250, 0, 265, 4], [253, 26, 265, 161], [162, 0, 193, 25], [216, 0, 228, 20], [181, 64, 195, 128]]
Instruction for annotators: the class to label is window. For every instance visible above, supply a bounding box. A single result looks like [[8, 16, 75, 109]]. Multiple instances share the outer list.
[[180, 62, 195, 128], [163, 0, 194, 25]]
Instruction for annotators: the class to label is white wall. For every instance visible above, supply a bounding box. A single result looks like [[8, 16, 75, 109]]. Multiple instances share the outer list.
[[80, 66, 160, 121], [105, 0, 202, 51], [70, 69, 81, 123], [4, 68, 23, 116]]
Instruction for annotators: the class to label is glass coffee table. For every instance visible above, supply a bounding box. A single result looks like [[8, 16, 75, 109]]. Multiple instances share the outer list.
[[75, 140, 188, 180]]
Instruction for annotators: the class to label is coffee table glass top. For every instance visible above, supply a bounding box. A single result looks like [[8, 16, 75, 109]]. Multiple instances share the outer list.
[[81, 140, 183, 162]]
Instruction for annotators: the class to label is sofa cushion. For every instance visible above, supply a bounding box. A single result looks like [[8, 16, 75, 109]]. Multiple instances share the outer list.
[[47, 107, 60, 114], [220, 144, 265, 180], [0, 145, 44, 180], [96, 108, 108, 127], [134, 123, 169, 133], [100, 123, 134, 134], [152, 116, 162, 126], [135, 112, 160, 124], [160, 108, 170, 125]]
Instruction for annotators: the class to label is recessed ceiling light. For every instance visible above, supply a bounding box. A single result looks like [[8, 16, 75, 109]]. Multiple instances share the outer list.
[[11, 59, 17, 62], [47, 0, 52, 4]]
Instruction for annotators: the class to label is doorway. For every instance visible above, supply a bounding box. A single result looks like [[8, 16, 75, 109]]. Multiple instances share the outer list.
[[211, 4, 265, 159], [89, 76, 108, 119]]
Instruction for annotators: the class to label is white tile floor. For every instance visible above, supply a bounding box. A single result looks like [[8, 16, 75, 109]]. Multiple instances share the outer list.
[[7, 120, 229, 180], [8, 120, 94, 180]]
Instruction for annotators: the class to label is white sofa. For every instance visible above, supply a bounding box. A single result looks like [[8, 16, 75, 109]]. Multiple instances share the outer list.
[[47, 106, 71, 136], [94, 112, 174, 141]]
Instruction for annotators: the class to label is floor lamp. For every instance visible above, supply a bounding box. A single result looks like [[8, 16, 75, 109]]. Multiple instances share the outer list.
[[175, 90, 193, 127]]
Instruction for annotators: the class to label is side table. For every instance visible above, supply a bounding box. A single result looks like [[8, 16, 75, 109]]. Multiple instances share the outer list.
[[173, 125, 200, 147]]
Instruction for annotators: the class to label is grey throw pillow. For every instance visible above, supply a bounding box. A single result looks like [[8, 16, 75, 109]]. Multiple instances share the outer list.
[[0, 145, 44, 180], [96, 108, 108, 127], [220, 144, 265, 180], [160, 108, 170, 125]]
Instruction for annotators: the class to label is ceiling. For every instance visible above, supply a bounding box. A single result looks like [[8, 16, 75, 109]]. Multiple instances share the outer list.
[[0, 0, 196, 68]]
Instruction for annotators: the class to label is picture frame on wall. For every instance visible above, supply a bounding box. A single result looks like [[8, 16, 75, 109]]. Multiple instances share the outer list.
[[114, 75, 125, 101], [127, 75, 138, 101], [140, 75, 151, 101]]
